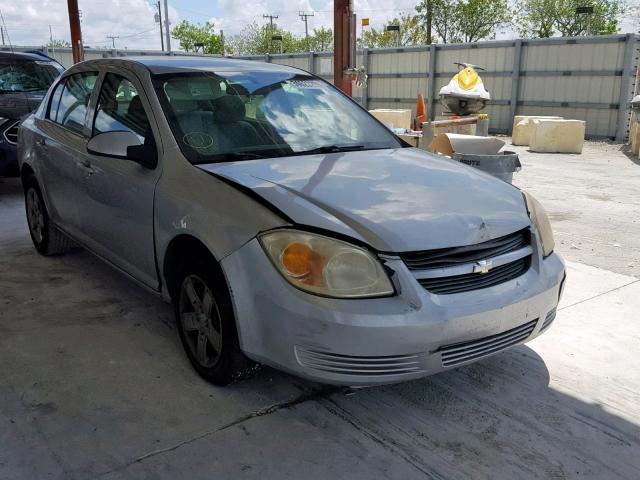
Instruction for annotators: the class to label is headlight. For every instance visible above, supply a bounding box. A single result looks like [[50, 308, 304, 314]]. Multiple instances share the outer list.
[[259, 230, 394, 298], [523, 191, 555, 257], [0, 117, 7, 127]]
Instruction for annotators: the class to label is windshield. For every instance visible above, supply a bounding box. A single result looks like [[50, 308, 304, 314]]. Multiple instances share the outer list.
[[153, 70, 403, 163], [0, 61, 60, 93]]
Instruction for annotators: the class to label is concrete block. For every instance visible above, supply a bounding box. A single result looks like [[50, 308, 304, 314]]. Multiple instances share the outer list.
[[630, 121, 640, 156], [529, 119, 586, 154], [512, 116, 563, 146], [369, 109, 412, 130]]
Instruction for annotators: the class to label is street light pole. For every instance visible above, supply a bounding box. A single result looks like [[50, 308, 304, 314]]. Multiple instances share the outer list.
[[155, 1, 164, 51], [163, 0, 171, 53]]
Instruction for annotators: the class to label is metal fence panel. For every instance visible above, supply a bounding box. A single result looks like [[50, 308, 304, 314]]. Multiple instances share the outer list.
[[5, 34, 637, 139], [251, 35, 637, 140]]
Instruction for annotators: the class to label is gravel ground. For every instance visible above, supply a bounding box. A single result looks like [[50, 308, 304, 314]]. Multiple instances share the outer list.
[[511, 140, 640, 278]]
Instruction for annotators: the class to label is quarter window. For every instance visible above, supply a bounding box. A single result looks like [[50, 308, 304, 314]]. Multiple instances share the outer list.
[[93, 73, 150, 142], [49, 72, 98, 134], [47, 82, 64, 121]]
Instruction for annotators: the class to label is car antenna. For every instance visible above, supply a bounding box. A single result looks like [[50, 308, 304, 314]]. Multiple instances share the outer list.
[[0, 10, 14, 53]]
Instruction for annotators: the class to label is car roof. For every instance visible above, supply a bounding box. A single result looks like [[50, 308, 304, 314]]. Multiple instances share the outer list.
[[0, 50, 60, 64], [73, 55, 306, 75]]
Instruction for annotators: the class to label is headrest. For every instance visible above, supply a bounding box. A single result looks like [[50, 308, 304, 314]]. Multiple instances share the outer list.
[[127, 95, 144, 117], [213, 95, 246, 123], [126, 95, 148, 134]]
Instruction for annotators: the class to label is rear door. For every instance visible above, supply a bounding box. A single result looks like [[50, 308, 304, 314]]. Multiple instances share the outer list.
[[35, 71, 99, 241], [80, 70, 161, 288]]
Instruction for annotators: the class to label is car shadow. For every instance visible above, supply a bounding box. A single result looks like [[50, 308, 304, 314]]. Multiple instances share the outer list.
[[302, 344, 640, 478]]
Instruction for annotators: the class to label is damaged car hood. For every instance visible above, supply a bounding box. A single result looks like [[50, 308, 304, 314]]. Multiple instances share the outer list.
[[198, 148, 531, 252]]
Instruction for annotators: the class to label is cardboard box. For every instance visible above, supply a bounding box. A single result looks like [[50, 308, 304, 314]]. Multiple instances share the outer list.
[[369, 109, 412, 130], [428, 133, 505, 156], [529, 119, 586, 154]]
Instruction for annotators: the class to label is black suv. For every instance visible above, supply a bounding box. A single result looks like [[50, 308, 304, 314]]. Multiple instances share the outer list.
[[0, 51, 64, 176]]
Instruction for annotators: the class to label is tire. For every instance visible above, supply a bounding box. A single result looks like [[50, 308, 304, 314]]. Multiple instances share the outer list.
[[24, 176, 73, 256], [171, 255, 253, 386]]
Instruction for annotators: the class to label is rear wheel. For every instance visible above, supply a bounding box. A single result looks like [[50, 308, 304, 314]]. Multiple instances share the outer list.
[[172, 256, 253, 385], [24, 177, 73, 256]]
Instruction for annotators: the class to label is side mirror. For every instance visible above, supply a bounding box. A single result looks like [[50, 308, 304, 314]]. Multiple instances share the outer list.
[[87, 131, 157, 169]]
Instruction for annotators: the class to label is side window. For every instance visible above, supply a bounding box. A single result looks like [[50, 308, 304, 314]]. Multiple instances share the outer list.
[[93, 73, 150, 142], [52, 72, 98, 134], [47, 82, 65, 121]]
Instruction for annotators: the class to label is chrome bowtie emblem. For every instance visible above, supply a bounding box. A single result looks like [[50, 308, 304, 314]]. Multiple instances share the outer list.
[[473, 259, 494, 274]]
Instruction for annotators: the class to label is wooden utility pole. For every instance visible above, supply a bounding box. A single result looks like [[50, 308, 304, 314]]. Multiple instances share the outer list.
[[299, 11, 314, 39], [333, 0, 352, 95], [67, 0, 84, 63], [263, 14, 278, 30], [106, 35, 119, 49]]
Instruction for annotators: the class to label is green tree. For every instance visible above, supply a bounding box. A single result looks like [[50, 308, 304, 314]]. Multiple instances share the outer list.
[[171, 21, 223, 54], [228, 22, 300, 55], [417, 0, 459, 43], [516, 0, 623, 37], [416, 0, 511, 43], [515, 0, 557, 37], [298, 27, 334, 52], [360, 15, 428, 48], [47, 39, 71, 48]]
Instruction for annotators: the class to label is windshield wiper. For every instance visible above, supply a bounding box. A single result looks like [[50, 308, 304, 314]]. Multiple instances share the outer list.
[[293, 145, 365, 155], [192, 151, 268, 164]]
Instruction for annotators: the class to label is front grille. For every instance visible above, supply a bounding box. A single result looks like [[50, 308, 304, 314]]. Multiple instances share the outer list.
[[418, 256, 530, 295], [440, 319, 537, 367], [541, 308, 556, 330], [295, 347, 423, 376], [2, 120, 19, 145], [400, 229, 530, 271]]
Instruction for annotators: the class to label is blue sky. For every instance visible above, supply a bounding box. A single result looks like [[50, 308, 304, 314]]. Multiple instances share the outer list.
[[0, 0, 636, 51]]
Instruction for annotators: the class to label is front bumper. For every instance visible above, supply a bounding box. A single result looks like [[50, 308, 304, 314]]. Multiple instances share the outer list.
[[221, 235, 565, 386]]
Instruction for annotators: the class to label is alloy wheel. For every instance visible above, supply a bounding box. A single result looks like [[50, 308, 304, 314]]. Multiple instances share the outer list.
[[26, 188, 45, 244], [179, 275, 223, 368]]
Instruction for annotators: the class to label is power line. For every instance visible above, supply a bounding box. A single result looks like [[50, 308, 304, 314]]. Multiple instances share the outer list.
[[0, 10, 14, 52]]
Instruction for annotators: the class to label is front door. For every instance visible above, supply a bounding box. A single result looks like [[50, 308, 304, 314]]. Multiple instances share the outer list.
[[36, 71, 99, 242], [80, 71, 161, 289]]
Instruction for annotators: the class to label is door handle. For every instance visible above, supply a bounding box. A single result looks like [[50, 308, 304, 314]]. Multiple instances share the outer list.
[[36, 138, 47, 147]]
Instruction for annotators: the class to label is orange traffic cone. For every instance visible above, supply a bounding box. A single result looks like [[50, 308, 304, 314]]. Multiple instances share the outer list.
[[415, 93, 427, 130]]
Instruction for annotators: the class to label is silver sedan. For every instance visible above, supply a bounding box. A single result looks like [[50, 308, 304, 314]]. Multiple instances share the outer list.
[[17, 57, 565, 386]]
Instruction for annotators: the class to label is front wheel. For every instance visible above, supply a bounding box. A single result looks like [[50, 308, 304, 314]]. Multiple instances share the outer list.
[[24, 177, 73, 256], [173, 257, 253, 386]]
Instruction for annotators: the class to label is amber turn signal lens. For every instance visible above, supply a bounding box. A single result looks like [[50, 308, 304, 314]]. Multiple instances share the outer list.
[[281, 242, 314, 277], [260, 230, 394, 298]]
